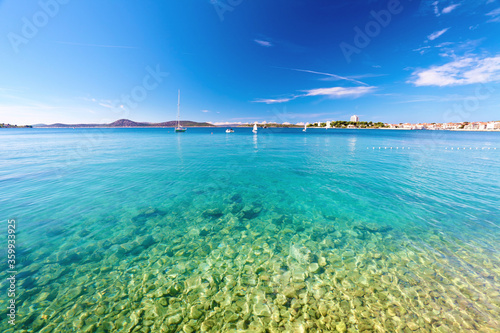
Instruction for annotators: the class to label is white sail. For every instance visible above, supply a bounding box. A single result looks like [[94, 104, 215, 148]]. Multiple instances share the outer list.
[[175, 90, 186, 132], [177, 90, 180, 128], [303, 123, 307, 132], [252, 123, 258, 133]]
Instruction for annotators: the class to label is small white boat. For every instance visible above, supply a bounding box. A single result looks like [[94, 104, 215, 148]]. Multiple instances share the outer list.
[[225, 128, 234, 133], [175, 90, 187, 133], [303, 123, 307, 132], [252, 123, 258, 134]]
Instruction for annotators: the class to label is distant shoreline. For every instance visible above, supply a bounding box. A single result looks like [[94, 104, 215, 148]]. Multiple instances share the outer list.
[[22, 126, 500, 132]]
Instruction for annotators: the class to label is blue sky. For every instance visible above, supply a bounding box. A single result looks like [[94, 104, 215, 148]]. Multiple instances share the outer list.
[[1, 0, 500, 125]]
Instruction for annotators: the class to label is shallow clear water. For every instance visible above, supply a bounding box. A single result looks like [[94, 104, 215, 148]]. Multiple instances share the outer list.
[[1, 128, 499, 332]]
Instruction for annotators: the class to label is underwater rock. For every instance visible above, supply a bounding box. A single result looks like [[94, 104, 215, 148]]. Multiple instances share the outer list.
[[182, 324, 195, 333], [166, 313, 183, 325], [290, 244, 317, 264], [230, 193, 243, 203], [138, 235, 156, 248], [336, 321, 347, 333], [202, 208, 224, 219], [229, 202, 243, 214], [199, 227, 212, 237], [271, 214, 292, 226], [318, 256, 327, 267], [276, 293, 288, 305], [165, 283, 183, 296], [407, 321, 420, 331], [200, 319, 215, 332], [57, 250, 83, 265], [132, 207, 165, 223], [283, 287, 297, 299], [253, 302, 272, 317], [354, 222, 392, 233], [311, 230, 327, 242], [342, 250, 355, 259], [189, 306, 203, 319], [308, 263, 320, 274], [240, 205, 262, 220]]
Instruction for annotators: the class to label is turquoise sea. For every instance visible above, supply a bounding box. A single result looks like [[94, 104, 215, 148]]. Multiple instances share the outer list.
[[1, 128, 499, 332]]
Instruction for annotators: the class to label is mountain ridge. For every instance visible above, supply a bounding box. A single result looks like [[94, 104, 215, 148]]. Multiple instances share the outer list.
[[35, 119, 215, 128]]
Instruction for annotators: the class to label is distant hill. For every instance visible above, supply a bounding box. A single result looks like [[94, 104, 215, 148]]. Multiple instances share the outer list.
[[36, 119, 215, 128]]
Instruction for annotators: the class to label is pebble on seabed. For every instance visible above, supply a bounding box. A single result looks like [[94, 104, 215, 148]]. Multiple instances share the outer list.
[[7, 204, 500, 333]]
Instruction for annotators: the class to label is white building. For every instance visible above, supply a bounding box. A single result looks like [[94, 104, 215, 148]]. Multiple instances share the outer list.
[[350, 115, 359, 122], [487, 121, 500, 130]]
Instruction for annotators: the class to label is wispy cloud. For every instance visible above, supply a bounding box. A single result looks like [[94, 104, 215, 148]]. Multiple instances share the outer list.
[[275, 67, 369, 86], [254, 86, 375, 104], [54, 41, 138, 49], [254, 39, 273, 47], [413, 46, 431, 55], [201, 110, 210, 113], [409, 55, 500, 86], [432, 1, 440, 16], [442, 4, 460, 14], [428, 28, 450, 41], [486, 8, 500, 23], [253, 97, 295, 104], [414, 38, 485, 57], [302, 86, 376, 98], [82, 97, 120, 110]]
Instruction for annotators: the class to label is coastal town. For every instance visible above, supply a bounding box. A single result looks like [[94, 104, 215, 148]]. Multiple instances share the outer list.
[[2, 116, 500, 131], [246, 115, 500, 131]]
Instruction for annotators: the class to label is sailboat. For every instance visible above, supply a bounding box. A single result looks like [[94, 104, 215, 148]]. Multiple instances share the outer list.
[[175, 90, 186, 132], [252, 123, 258, 134], [303, 123, 307, 132]]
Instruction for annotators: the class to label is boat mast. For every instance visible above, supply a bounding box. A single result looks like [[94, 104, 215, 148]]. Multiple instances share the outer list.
[[177, 90, 180, 128]]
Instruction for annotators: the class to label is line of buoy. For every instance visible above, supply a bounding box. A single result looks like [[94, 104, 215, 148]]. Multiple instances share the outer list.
[[445, 147, 496, 150], [368, 147, 497, 150]]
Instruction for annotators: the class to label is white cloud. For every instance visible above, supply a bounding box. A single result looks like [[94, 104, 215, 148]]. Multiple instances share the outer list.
[[428, 28, 450, 41], [433, 1, 440, 16], [254, 86, 375, 104], [486, 8, 500, 23], [409, 55, 500, 86], [442, 4, 460, 14], [201, 110, 210, 113], [254, 39, 273, 47], [253, 97, 295, 104], [303, 86, 376, 98], [413, 46, 432, 55], [277, 67, 369, 86]]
